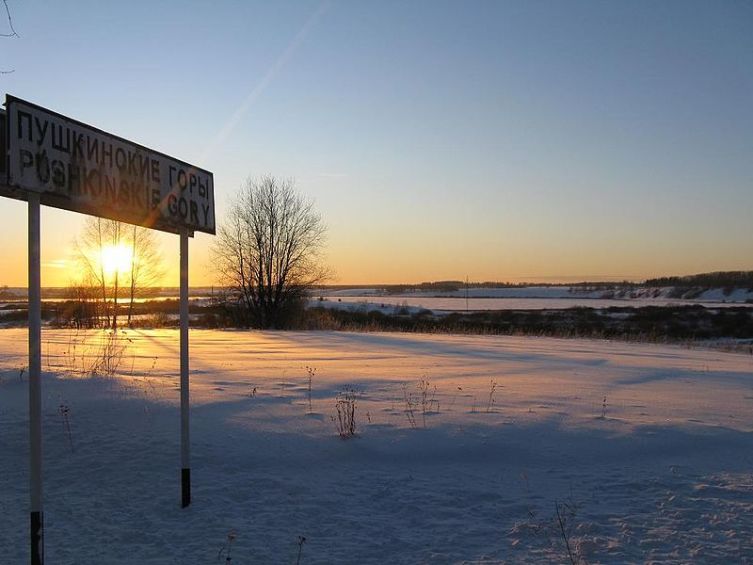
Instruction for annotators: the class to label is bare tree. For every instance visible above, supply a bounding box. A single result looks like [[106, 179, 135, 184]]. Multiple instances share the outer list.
[[76, 218, 119, 328], [212, 176, 328, 328], [126, 225, 163, 326], [74, 218, 163, 329]]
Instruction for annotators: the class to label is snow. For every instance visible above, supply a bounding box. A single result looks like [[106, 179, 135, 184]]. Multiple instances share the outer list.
[[318, 286, 584, 299], [312, 286, 753, 313], [318, 288, 382, 297], [608, 286, 753, 303], [696, 288, 753, 303], [413, 286, 591, 299], [2, 328, 753, 563], [311, 295, 752, 313], [309, 298, 429, 316]]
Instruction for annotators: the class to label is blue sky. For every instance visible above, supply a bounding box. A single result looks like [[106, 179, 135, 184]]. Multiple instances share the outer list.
[[1, 0, 751, 285]]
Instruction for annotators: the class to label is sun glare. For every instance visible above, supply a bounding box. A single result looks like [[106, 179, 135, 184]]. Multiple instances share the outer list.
[[100, 244, 133, 277]]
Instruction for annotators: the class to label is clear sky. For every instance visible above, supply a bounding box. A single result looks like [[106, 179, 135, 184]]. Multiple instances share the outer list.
[[1, 0, 751, 287]]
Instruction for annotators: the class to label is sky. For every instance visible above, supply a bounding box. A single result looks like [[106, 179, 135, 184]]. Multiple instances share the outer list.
[[0, 0, 751, 287]]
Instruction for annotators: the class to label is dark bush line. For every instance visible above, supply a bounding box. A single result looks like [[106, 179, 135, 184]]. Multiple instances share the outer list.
[[300, 305, 753, 341], [0, 300, 219, 328], [645, 271, 753, 290], [4, 300, 752, 342], [0, 304, 56, 322]]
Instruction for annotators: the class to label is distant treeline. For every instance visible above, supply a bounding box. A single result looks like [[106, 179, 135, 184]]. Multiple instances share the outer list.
[[0, 286, 16, 300], [304, 305, 753, 341], [645, 271, 753, 290], [320, 272, 753, 293], [4, 271, 753, 303]]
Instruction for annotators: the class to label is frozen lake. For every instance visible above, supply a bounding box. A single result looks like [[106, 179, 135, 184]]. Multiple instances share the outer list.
[[317, 295, 750, 312]]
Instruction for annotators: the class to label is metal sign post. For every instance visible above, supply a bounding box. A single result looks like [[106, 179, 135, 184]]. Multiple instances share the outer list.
[[180, 228, 191, 508], [1, 95, 216, 563], [28, 191, 43, 565]]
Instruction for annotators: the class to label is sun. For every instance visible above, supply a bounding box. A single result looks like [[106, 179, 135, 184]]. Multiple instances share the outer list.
[[100, 244, 133, 277]]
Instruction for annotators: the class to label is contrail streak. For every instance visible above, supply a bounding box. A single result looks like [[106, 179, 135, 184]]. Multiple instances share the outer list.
[[200, 1, 331, 163]]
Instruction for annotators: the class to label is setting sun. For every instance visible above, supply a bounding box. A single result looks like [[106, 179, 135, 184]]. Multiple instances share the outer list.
[[100, 244, 133, 277]]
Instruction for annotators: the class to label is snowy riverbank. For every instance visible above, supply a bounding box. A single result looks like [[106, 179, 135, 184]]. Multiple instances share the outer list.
[[2, 329, 753, 563]]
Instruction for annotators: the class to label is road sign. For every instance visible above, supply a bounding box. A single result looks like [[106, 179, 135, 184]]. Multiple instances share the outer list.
[[0, 109, 6, 176], [3, 95, 215, 235], [1, 95, 212, 565]]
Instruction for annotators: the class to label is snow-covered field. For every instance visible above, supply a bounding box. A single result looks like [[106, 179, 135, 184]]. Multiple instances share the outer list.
[[2, 328, 753, 563], [310, 295, 752, 314]]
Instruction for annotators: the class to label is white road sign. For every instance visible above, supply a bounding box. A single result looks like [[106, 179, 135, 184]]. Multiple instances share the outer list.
[[3, 95, 215, 235]]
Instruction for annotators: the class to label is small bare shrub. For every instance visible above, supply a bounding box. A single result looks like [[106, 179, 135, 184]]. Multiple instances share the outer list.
[[486, 379, 499, 413], [89, 330, 128, 376], [333, 388, 357, 439], [555, 499, 580, 565], [217, 529, 236, 563], [62, 331, 105, 376], [305, 365, 316, 413], [510, 495, 585, 564], [520, 471, 536, 520], [58, 401, 74, 453], [402, 383, 418, 429], [417, 377, 438, 426], [296, 535, 306, 565], [62, 331, 82, 374], [401, 378, 440, 428]]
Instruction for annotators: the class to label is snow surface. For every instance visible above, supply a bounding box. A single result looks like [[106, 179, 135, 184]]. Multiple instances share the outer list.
[[312, 286, 753, 313], [311, 295, 744, 313], [2, 328, 753, 563], [317, 286, 588, 300], [309, 298, 429, 316]]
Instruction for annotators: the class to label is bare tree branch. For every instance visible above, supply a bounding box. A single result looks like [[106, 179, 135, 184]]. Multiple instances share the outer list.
[[1, 0, 19, 37]]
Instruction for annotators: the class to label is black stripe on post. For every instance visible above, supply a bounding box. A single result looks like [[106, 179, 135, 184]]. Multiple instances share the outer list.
[[181, 468, 191, 508], [31, 511, 43, 565]]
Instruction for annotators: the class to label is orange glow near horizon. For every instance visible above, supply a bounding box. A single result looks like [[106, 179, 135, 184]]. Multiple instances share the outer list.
[[0, 201, 748, 289]]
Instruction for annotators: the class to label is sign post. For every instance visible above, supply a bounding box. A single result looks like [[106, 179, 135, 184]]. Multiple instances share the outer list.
[[28, 191, 43, 565], [2, 95, 216, 563], [180, 228, 190, 508]]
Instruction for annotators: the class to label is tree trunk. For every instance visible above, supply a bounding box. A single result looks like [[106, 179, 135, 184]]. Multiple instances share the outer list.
[[128, 225, 136, 327], [98, 225, 110, 328], [112, 271, 119, 331]]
